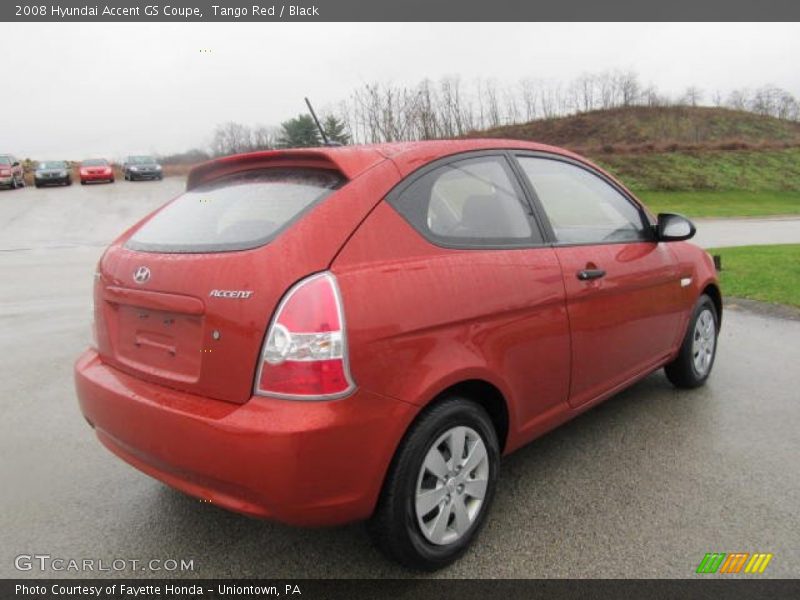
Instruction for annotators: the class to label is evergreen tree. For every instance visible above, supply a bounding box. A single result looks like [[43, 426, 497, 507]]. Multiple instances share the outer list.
[[277, 115, 321, 148], [323, 115, 350, 145]]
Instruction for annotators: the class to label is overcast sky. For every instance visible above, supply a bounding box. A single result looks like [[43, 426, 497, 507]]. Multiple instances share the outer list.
[[2, 22, 799, 159]]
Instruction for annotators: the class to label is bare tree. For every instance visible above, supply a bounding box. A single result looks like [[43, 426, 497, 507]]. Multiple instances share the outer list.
[[519, 78, 538, 121], [682, 86, 704, 107], [210, 121, 253, 156]]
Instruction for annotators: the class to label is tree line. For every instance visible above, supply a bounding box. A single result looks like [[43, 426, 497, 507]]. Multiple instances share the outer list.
[[165, 69, 800, 161], [337, 71, 800, 143]]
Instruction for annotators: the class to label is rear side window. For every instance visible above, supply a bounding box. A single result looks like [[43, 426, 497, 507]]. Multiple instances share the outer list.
[[389, 155, 541, 248], [126, 168, 344, 253]]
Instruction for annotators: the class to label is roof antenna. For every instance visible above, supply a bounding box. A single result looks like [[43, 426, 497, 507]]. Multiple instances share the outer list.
[[305, 97, 341, 147]]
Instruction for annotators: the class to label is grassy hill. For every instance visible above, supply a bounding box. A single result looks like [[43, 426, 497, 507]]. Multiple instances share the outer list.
[[476, 106, 800, 152], [476, 106, 800, 216]]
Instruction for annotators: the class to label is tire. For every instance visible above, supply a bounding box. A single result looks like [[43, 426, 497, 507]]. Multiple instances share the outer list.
[[369, 397, 499, 570], [81, 180, 86, 185], [66, 178, 72, 186], [665, 294, 719, 389]]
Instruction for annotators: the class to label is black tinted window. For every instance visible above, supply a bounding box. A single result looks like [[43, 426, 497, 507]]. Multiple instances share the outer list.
[[390, 155, 540, 247], [126, 169, 344, 253], [517, 157, 649, 244]]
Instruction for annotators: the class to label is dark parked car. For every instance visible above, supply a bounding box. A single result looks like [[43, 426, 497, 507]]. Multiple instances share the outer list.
[[123, 156, 163, 181], [35, 161, 72, 187], [75, 140, 720, 570], [0, 154, 25, 189]]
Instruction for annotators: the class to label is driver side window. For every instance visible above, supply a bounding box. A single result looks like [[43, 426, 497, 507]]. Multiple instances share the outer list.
[[517, 156, 649, 244]]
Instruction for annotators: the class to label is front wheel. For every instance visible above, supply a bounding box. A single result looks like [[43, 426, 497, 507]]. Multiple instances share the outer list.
[[665, 294, 719, 388], [369, 397, 499, 570]]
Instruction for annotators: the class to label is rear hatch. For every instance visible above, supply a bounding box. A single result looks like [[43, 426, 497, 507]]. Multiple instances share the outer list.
[[93, 161, 367, 404]]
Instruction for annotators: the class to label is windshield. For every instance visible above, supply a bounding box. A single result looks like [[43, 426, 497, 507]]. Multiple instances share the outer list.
[[38, 161, 68, 170], [0, 156, 11, 166], [128, 156, 157, 165], [82, 159, 108, 167], [126, 168, 345, 253]]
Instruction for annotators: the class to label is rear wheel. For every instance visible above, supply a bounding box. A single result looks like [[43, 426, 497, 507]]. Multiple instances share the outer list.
[[369, 397, 499, 570], [665, 294, 719, 388]]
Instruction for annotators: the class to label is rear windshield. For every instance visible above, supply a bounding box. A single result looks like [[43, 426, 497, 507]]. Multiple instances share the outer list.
[[126, 168, 345, 253]]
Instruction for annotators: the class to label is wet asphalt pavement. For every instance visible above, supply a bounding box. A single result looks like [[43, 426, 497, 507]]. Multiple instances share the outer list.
[[0, 181, 798, 578]]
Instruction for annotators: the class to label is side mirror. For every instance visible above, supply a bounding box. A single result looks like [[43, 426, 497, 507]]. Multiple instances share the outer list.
[[657, 213, 696, 242]]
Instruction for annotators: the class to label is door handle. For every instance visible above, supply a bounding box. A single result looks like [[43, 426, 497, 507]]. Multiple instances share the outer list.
[[577, 268, 606, 281]]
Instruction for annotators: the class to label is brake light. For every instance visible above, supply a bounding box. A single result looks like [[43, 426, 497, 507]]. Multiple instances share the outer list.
[[255, 272, 354, 399]]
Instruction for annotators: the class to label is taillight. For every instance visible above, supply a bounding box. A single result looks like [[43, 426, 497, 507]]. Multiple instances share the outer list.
[[255, 272, 355, 400]]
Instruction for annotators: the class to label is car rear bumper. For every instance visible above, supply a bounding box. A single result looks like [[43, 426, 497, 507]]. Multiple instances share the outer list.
[[74, 349, 416, 526], [0, 175, 13, 186]]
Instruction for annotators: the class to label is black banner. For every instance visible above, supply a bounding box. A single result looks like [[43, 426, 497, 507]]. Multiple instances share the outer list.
[[4, 579, 800, 600], [3, 0, 800, 22]]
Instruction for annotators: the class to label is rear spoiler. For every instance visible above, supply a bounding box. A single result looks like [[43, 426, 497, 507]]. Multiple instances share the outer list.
[[186, 148, 384, 191]]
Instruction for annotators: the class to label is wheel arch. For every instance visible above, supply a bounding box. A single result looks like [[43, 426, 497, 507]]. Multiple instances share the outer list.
[[702, 282, 723, 329], [416, 378, 511, 454]]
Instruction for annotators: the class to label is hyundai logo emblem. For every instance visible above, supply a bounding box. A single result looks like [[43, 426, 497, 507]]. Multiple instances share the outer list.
[[133, 266, 151, 284]]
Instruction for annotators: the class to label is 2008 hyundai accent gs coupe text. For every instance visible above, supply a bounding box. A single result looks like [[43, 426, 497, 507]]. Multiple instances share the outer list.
[[75, 139, 721, 570]]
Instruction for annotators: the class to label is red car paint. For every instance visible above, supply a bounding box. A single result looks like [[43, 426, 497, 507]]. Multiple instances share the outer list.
[[75, 139, 720, 526]]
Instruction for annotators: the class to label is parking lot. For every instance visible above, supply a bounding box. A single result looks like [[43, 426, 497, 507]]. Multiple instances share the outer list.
[[1, 180, 799, 578]]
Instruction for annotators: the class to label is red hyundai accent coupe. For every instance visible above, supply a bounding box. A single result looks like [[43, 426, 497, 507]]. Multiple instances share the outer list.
[[75, 140, 720, 569]]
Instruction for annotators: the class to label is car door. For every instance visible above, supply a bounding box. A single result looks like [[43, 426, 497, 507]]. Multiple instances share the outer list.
[[514, 154, 685, 408], [335, 152, 572, 439]]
